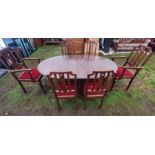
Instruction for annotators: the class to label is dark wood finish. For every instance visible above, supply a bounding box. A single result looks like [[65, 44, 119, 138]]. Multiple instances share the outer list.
[[84, 71, 115, 109], [62, 39, 85, 55], [47, 72, 77, 110], [111, 46, 152, 90], [112, 38, 151, 51], [33, 38, 43, 47], [62, 39, 98, 56], [38, 55, 118, 79], [0, 47, 45, 93], [84, 41, 97, 56], [43, 38, 64, 44]]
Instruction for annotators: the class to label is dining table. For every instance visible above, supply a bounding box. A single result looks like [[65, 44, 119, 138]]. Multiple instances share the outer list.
[[38, 55, 118, 79]]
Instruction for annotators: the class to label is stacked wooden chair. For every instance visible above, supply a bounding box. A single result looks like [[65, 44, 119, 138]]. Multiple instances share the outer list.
[[110, 46, 152, 90], [0, 47, 45, 93]]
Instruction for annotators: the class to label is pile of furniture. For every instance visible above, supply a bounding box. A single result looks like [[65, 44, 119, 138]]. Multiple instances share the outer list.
[[112, 38, 151, 51]]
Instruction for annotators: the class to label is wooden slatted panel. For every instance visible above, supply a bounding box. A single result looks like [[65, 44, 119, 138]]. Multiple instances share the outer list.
[[84, 41, 97, 57], [85, 71, 115, 95], [47, 72, 77, 95], [127, 46, 152, 67]]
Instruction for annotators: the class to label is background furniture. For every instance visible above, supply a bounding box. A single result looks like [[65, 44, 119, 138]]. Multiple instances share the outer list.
[[43, 38, 64, 45], [84, 71, 115, 109], [111, 46, 152, 90], [62, 39, 85, 55], [3, 38, 37, 58], [62, 39, 98, 56], [112, 38, 151, 51], [47, 72, 77, 110], [38, 55, 118, 79], [148, 38, 155, 52], [0, 47, 45, 93], [33, 38, 43, 47]]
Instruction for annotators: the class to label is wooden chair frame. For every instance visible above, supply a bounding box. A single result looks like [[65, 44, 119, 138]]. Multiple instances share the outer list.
[[0, 47, 45, 94], [111, 46, 152, 90], [84, 71, 115, 109], [61, 40, 85, 55], [47, 72, 77, 110], [84, 41, 97, 57]]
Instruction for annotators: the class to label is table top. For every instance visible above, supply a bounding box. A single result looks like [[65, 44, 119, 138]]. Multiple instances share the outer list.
[[38, 55, 118, 79]]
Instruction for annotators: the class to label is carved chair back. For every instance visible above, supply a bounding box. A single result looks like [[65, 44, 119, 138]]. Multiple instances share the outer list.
[[84, 41, 97, 57], [47, 72, 77, 96], [85, 71, 115, 95], [124, 46, 152, 67], [62, 40, 84, 55], [0, 47, 26, 70]]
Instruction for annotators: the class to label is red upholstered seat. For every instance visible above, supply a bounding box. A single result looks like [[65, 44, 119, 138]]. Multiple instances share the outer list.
[[116, 66, 133, 78], [84, 82, 107, 98], [55, 82, 76, 97], [18, 68, 41, 81]]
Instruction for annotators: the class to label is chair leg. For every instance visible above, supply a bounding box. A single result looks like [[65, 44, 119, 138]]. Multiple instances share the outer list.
[[55, 96, 62, 111], [84, 96, 87, 110], [74, 97, 78, 110], [18, 81, 27, 93], [110, 78, 116, 91], [39, 80, 46, 94], [99, 96, 106, 109], [126, 77, 135, 90]]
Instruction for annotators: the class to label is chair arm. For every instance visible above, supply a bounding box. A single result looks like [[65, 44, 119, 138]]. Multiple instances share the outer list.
[[8, 69, 32, 73], [9, 69, 35, 81], [111, 56, 128, 61], [23, 58, 41, 63], [123, 66, 144, 70], [118, 66, 144, 79]]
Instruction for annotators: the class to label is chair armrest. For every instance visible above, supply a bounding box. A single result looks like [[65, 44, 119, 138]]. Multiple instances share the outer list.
[[23, 58, 41, 63], [118, 66, 144, 78], [9, 69, 32, 73], [9, 69, 35, 81], [123, 66, 144, 70]]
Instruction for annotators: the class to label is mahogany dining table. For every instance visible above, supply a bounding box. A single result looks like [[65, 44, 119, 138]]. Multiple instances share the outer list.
[[38, 55, 118, 79]]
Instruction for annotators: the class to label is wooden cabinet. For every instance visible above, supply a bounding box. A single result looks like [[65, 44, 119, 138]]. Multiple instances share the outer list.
[[33, 38, 43, 47]]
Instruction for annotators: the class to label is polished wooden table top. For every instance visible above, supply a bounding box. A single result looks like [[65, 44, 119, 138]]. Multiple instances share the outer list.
[[38, 55, 118, 79]]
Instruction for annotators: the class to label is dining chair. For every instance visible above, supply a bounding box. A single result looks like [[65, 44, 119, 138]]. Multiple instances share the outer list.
[[47, 72, 77, 110], [84, 41, 97, 57], [0, 47, 45, 94], [61, 39, 84, 55], [83, 71, 115, 109], [110, 46, 152, 90]]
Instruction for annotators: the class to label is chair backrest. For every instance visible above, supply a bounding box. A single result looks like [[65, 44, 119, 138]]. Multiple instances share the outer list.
[[85, 71, 115, 94], [62, 40, 84, 55], [84, 41, 97, 56], [124, 46, 152, 67], [47, 72, 77, 95], [0, 47, 25, 70]]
